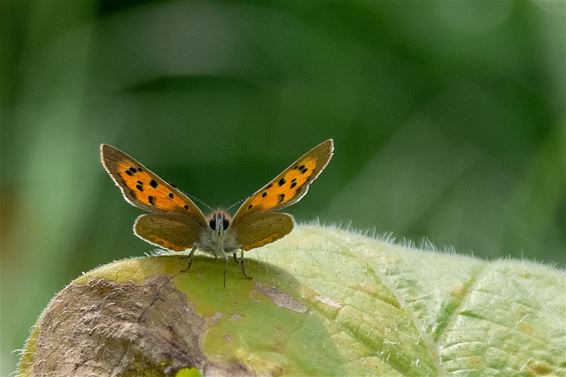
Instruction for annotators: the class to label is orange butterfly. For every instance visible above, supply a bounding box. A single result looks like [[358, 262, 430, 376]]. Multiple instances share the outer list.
[[100, 140, 334, 282]]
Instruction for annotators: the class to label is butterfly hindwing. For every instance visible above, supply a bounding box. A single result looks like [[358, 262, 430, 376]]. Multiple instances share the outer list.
[[232, 139, 334, 223], [134, 213, 204, 251], [100, 144, 207, 228], [230, 212, 295, 251]]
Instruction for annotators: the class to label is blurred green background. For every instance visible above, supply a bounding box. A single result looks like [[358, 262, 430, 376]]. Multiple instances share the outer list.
[[1, 0, 564, 373]]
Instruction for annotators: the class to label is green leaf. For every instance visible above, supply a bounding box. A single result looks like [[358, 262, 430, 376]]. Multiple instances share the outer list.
[[17, 225, 566, 376]]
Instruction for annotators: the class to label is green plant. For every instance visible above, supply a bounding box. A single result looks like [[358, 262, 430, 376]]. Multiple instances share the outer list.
[[18, 225, 565, 376]]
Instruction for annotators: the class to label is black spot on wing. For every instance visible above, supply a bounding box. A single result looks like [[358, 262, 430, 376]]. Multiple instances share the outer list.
[[149, 179, 158, 188]]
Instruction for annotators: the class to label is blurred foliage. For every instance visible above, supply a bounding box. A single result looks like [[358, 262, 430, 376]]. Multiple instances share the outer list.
[[1, 0, 564, 374]]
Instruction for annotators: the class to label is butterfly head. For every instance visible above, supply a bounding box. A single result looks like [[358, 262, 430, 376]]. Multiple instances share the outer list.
[[208, 211, 231, 236]]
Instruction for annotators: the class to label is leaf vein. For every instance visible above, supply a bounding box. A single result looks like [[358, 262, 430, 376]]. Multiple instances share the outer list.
[[434, 263, 489, 345], [326, 233, 442, 376]]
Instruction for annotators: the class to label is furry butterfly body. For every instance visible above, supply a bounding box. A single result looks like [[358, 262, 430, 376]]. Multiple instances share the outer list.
[[100, 140, 334, 279]]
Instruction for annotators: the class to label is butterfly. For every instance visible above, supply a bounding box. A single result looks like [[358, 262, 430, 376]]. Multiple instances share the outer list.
[[100, 139, 334, 283]]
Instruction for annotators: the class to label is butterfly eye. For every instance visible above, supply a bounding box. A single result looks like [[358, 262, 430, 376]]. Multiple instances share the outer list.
[[223, 218, 230, 230], [209, 218, 216, 230]]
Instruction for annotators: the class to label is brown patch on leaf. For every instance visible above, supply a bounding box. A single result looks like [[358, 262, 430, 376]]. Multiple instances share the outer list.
[[314, 295, 342, 309], [527, 360, 554, 375], [255, 283, 308, 313], [25, 276, 253, 376]]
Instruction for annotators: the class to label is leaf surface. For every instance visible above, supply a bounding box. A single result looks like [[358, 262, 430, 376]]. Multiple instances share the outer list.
[[18, 225, 566, 376]]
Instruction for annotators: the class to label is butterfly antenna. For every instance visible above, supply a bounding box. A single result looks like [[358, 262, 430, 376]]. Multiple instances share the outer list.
[[186, 192, 214, 212], [226, 196, 247, 212]]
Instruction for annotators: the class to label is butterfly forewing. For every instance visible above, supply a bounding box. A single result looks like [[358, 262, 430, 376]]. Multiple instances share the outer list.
[[232, 139, 334, 223], [100, 144, 207, 228]]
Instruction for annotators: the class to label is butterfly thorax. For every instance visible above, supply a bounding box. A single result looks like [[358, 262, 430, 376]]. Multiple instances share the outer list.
[[198, 210, 239, 258]]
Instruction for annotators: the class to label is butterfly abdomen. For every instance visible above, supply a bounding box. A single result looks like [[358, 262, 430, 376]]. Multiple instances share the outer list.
[[197, 229, 239, 255]]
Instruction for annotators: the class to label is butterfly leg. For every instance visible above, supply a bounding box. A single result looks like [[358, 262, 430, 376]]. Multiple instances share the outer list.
[[223, 257, 228, 288], [238, 249, 252, 280], [217, 247, 230, 288], [180, 244, 197, 273]]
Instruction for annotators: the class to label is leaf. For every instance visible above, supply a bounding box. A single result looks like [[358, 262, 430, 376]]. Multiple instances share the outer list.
[[17, 225, 566, 376]]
